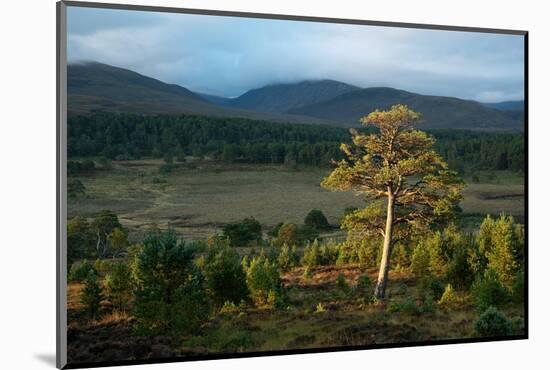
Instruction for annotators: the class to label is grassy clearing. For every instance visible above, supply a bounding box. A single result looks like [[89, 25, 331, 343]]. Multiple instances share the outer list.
[[68, 160, 524, 240]]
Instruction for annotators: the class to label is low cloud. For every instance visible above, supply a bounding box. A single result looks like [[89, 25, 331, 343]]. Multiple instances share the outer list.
[[67, 7, 524, 102]]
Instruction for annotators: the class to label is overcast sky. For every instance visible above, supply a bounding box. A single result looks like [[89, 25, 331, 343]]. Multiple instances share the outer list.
[[67, 6, 524, 102]]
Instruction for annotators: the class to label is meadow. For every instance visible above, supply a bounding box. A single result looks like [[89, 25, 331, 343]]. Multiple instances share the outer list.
[[68, 159, 524, 240]]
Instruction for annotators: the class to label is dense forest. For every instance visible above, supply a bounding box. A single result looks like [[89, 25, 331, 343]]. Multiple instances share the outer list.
[[67, 113, 524, 173]]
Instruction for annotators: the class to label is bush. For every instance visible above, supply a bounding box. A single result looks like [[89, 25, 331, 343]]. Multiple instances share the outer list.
[[222, 218, 262, 247], [304, 209, 330, 231], [356, 273, 372, 294], [336, 273, 349, 291], [104, 262, 133, 312], [418, 276, 445, 300], [132, 230, 211, 336], [80, 270, 103, 319], [387, 297, 419, 315], [278, 244, 299, 272], [302, 239, 321, 267], [438, 284, 461, 309], [474, 306, 512, 337], [511, 269, 525, 304], [478, 215, 523, 287], [276, 223, 298, 245], [471, 269, 510, 311], [68, 260, 97, 283], [203, 241, 249, 308], [245, 255, 285, 308]]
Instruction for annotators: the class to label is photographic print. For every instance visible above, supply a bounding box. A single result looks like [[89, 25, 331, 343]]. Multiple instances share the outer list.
[[58, 2, 527, 368]]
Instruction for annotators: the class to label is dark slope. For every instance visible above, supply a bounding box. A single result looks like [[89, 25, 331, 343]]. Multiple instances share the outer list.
[[228, 80, 360, 113], [67, 62, 326, 124], [482, 100, 524, 111], [288, 87, 522, 130]]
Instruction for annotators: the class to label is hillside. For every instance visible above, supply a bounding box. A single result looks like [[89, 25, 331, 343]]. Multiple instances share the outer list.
[[67, 62, 325, 124], [67, 62, 523, 130], [288, 87, 523, 130], [224, 80, 360, 113]]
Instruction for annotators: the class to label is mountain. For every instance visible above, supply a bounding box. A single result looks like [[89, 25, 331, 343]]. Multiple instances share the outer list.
[[481, 100, 524, 111], [287, 87, 523, 130], [68, 62, 523, 131], [226, 80, 360, 113], [67, 62, 325, 124]]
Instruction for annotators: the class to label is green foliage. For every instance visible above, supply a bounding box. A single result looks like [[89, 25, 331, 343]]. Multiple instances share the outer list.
[[277, 244, 299, 272], [68, 179, 86, 198], [277, 223, 298, 246], [222, 217, 262, 247], [511, 269, 525, 304], [104, 261, 132, 312], [471, 269, 510, 312], [304, 209, 330, 231], [68, 260, 97, 283], [411, 241, 431, 277], [92, 210, 122, 258], [438, 284, 461, 309], [336, 273, 349, 291], [132, 230, 211, 336], [80, 270, 103, 319], [67, 216, 95, 264], [474, 306, 512, 337], [245, 255, 285, 308], [202, 241, 249, 308], [419, 276, 445, 301], [387, 297, 419, 315], [336, 235, 380, 268], [478, 215, 524, 287], [301, 239, 339, 268], [107, 227, 129, 257], [68, 112, 524, 172], [67, 159, 95, 174], [356, 273, 372, 294]]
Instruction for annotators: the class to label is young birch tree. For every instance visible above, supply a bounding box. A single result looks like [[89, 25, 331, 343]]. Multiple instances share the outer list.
[[322, 105, 463, 299]]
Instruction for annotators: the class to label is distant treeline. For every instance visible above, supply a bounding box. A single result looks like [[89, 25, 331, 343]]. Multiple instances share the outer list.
[[68, 112, 524, 172]]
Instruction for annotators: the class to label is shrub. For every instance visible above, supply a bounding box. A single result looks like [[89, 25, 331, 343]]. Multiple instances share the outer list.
[[303, 266, 313, 281], [222, 218, 262, 247], [418, 276, 445, 300], [68, 260, 96, 283], [474, 306, 512, 337], [278, 244, 299, 272], [68, 179, 86, 198], [203, 242, 249, 308], [478, 215, 523, 287], [315, 303, 327, 313], [302, 239, 321, 267], [438, 284, 461, 309], [80, 270, 103, 319], [446, 241, 475, 290], [304, 209, 330, 231], [471, 269, 510, 311], [245, 255, 285, 308], [104, 262, 133, 312], [319, 240, 339, 265], [277, 223, 298, 246], [411, 242, 431, 277], [67, 216, 96, 264], [336, 273, 349, 291], [356, 273, 372, 294], [511, 269, 525, 304], [132, 230, 211, 336], [387, 297, 419, 315], [296, 225, 319, 244]]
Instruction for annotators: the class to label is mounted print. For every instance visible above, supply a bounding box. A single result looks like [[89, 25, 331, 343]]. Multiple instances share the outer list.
[[56, 1, 528, 368]]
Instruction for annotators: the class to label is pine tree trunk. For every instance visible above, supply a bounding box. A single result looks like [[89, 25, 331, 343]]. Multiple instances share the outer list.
[[374, 194, 395, 299]]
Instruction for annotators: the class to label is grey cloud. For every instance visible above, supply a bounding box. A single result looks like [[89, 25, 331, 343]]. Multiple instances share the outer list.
[[67, 6, 524, 102]]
